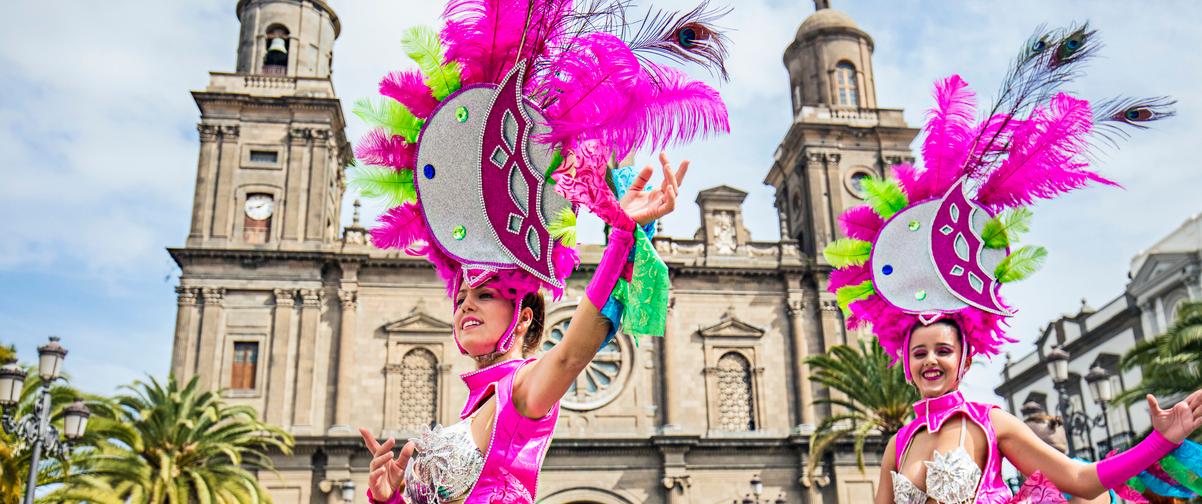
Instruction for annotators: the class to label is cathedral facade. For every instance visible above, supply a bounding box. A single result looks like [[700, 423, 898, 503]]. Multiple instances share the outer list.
[[168, 1, 916, 502]]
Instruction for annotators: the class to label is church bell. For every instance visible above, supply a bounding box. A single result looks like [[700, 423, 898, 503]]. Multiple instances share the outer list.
[[268, 37, 287, 54]]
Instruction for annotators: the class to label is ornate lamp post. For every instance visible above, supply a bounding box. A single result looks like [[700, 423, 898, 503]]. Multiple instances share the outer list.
[[0, 337, 91, 504], [735, 474, 786, 504], [1045, 346, 1076, 456], [1085, 365, 1116, 451]]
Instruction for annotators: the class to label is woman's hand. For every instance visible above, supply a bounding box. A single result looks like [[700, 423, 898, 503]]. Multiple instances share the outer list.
[[1148, 389, 1202, 444], [359, 428, 414, 502], [619, 152, 689, 226]]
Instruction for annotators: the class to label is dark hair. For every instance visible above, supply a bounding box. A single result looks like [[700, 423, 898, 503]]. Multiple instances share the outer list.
[[519, 293, 546, 357]]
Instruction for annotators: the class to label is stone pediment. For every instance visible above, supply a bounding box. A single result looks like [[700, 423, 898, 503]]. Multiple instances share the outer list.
[[1129, 252, 1195, 295], [383, 311, 452, 334], [697, 313, 765, 339]]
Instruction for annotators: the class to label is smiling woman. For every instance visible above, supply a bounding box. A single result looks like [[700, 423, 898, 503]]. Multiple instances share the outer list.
[[347, 0, 730, 501], [815, 19, 1202, 504]]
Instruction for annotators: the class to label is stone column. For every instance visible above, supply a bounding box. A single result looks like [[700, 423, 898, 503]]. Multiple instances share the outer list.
[[293, 289, 322, 426], [331, 288, 358, 432], [306, 129, 331, 241], [806, 151, 834, 247], [1185, 264, 1201, 301], [210, 125, 240, 239], [787, 297, 817, 430], [660, 295, 678, 429], [283, 127, 311, 241], [823, 153, 843, 234], [266, 289, 296, 426], [659, 445, 691, 504], [189, 125, 219, 241], [171, 287, 200, 382], [196, 288, 226, 390]]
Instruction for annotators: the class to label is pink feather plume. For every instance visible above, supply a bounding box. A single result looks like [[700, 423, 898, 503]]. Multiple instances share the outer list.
[[838, 205, 884, 241], [356, 129, 416, 171], [380, 70, 439, 119], [441, 0, 572, 85], [975, 93, 1118, 210], [918, 75, 978, 199], [828, 264, 870, 294], [538, 34, 727, 160]]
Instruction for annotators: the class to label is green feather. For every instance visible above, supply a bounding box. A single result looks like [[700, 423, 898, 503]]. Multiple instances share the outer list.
[[994, 245, 1047, 283], [348, 166, 415, 206], [352, 98, 424, 143], [836, 280, 875, 317], [823, 238, 872, 268], [548, 207, 577, 247], [861, 177, 909, 220], [401, 26, 462, 100], [981, 208, 1033, 249]]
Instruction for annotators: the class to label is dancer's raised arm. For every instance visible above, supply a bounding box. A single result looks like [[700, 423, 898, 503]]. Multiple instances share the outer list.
[[995, 390, 1202, 499], [514, 153, 688, 419]]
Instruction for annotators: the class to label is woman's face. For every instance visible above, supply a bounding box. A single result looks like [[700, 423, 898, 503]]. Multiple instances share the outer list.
[[453, 282, 529, 357], [907, 322, 966, 398]]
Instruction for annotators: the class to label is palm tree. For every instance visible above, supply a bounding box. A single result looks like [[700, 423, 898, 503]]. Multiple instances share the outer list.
[[1116, 301, 1202, 409], [0, 368, 118, 503], [53, 375, 294, 504], [0, 343, 15, 364], [805, 336, 919, 473]]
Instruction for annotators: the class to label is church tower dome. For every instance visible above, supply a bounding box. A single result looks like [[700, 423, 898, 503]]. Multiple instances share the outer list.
[[234, 0, 340, 78], [784, 1, 877, 111]]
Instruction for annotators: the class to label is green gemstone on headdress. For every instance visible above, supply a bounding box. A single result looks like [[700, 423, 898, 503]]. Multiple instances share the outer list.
[[455, 106, 469, 123], [908, 220, 921, 231], [452, 225, 466, 240], [915, 290, 927, 301]]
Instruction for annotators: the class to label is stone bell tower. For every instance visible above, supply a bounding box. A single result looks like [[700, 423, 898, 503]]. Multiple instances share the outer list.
[[763, 2, 919, 502], [186, 0, 350, 251]]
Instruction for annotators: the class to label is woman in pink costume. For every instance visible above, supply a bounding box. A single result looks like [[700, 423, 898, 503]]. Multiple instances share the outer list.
[[820, 23, 1202, 504], [348, 0, 731, 502]]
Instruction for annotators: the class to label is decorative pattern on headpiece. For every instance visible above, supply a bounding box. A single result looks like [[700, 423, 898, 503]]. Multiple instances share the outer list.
[[350, 0, 730, 354], [823, 23, 1174, 377]]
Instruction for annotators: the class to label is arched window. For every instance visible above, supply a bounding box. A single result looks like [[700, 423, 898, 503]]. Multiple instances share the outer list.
[[716, 352, 756, 431], [263, 25, 290, 76], [833, 62, 859, 108], [398, 348, 438, 431]]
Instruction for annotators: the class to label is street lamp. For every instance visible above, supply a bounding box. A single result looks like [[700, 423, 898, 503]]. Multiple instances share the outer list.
[[338, 480, 356, 502], [0, 336, 88, 504], [1085, 365, 1115, 451], [734, 474, 786, 503], [1045, 346, 1078, 457]]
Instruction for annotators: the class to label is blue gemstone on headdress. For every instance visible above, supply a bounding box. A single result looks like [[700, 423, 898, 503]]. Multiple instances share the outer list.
[[882, 264, 894, 275], [423, 164, 435, 179]]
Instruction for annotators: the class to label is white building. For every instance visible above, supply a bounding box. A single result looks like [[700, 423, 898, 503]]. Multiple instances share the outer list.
[[995, 213, 1202, 459]]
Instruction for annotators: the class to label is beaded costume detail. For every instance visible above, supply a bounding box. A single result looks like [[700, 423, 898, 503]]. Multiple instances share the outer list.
[[403, 420, 486, 503], [892, 417, 982, 504]]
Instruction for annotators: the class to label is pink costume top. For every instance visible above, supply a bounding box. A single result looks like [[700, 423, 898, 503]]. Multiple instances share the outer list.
[[372, 358, 558, 504], [893, 391, 1011, 504]]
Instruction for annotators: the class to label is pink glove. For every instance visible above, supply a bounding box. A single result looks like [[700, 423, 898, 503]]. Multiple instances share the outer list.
[[584, 225, 635, 309], [367, 488, 405, 504], [1095, 429, 1181, 489]]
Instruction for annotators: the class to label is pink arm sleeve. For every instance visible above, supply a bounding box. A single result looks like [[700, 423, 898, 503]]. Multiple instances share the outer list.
[[1095, 429, 1180, 489], [584, 226, 635, 309]]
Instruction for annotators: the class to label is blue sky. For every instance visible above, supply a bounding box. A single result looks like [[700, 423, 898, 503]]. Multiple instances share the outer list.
[[1, 0, 1199, 402]]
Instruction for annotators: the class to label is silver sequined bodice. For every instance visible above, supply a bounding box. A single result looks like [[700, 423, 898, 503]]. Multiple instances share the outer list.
[[403, 419, 486, 503], [891, 417, 982, 504]]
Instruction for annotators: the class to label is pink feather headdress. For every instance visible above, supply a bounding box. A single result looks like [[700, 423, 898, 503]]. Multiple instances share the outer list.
[[351, 0, 730, 354], [824, 24, 1173, 379]]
